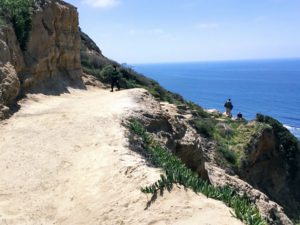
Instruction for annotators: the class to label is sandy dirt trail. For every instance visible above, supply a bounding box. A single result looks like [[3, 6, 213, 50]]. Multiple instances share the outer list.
[[0, 88, 243, 225]]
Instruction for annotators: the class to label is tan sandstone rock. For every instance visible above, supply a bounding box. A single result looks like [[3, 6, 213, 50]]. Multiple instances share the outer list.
[[0, 23, 23, 118], [0, 104, 9, 120], [0, 62, 20, 106], [205, 163, 293, 225], [20, 0, 84, 93], [1, 0, 85, 118], [133, 91, 294, 225], [0, 24, 24, 72], [0, 22, 23, 118]]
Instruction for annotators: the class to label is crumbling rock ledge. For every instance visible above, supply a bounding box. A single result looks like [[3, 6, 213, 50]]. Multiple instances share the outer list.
[[129, 89, 294, 225], [205, 163, 293, 225]]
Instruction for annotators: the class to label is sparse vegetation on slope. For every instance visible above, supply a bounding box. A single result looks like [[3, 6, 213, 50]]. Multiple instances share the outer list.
[[81, 28, 300, 221], [187, 104, 242, 168], [80, 32, 184, 104], [82, 60, 184, 104], [0, 15, 6, 26], [0, 0, 36, 51], [186, 104, 275, 170], [186, 105, 300, 220], [130, 119, 267, 225], [256, 113, 300, 179], [214, 120, 272, 169]]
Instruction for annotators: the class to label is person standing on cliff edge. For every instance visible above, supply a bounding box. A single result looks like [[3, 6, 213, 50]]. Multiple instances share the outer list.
[[111, 65, 120, 92], [224, 99, 233, 117]]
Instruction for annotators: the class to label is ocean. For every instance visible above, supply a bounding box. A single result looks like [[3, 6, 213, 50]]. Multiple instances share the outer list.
[[133, 59, 300, 139]]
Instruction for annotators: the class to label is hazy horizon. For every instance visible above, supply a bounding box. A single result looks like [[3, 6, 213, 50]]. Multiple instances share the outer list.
[[130, 57, 300, 65], [68, 0, 300, 64]]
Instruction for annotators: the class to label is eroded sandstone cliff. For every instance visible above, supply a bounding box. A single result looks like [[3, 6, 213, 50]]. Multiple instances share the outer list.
[[0, 0, 84, 118], [238, 122, 300, 220], [20, 0, 84, 94], [0, 23, 23, 119], [130, 102, 295, 225]]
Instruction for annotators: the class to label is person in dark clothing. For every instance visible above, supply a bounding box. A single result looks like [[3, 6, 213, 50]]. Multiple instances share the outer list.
[[111, 65, 120, 92], [224, 99, 233, 117], [237, 111, 243, 120]]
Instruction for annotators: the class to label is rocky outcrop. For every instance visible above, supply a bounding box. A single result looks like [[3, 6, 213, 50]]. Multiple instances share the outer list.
[[0, 23, 23, 118], [20, 0, 84, 94], [131, 94, 295, 224], [238, 127, 300, 219], [0, 63, 20, 105], [0, 62, 20, 120], [1, 0, 85, 118], [0, 24, 24, 72], [205, 163, 293, 225]]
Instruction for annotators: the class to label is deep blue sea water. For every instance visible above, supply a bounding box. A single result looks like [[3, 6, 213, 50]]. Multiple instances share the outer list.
[[133, 59, 300, 139]]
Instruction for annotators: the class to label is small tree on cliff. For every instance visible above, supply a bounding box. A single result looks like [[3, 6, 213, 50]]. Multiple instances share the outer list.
[[0, 0, 36, 51]]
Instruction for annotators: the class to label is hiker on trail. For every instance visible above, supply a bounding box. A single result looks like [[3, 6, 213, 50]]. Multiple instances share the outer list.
[[111, 65, 120, 92], [224, 99, 233, 117]]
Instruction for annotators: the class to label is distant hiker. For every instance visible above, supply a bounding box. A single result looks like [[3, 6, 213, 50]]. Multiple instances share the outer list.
[[224, 99, 233, 117], [237, 111, 243, 120], [111, 65, 120, 92]]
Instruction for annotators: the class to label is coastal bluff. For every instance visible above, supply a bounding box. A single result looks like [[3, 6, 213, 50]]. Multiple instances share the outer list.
[[1, 0, 300, 224], [0, 0, 84, 119]]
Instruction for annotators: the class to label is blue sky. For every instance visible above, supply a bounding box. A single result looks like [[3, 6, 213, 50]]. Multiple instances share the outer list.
[[67, 0, 300, 63]]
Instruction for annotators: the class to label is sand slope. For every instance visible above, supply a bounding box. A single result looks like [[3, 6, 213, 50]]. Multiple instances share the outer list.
[[0, 88, 244, 225]]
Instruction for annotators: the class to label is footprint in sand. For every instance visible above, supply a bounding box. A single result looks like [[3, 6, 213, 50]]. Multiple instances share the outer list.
[[148, 220, 167, 225], [73, 145, 81, 152]]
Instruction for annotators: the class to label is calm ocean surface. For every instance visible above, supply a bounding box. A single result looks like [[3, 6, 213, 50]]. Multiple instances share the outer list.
[[133, 59, 300, 139]]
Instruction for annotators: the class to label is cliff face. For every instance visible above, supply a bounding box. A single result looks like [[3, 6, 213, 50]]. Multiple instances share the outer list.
[[0, 24, 23, 119], [239, 127, 300, 219], [132, 104, 293, 225], [0, 0, 84, 118], [20, 0, 84, 93], [0, 24, 24, 72]]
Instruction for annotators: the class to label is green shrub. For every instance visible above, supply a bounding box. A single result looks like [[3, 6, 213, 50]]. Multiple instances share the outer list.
[[120, 67, 155, 87], [0, 7, 7, 26], [80, 43, 185, 105], [256, 113, 299, 179], [218, 144, 238, 166], [215, 123, 235, 138], [81, 51, 92, 67], [186, 101, 209, 118], [130, 120, 146, 136], [294, 221, 300, 225], [211, 120, 273, 169], [119, 67, 185, 104], [0, 16, 6, 26], [100, 65, 114, 80], [129, 119, 266, 225], [80, 50, 106, 70], [0, 0, 36, 51], [192, 118, 215, 138]]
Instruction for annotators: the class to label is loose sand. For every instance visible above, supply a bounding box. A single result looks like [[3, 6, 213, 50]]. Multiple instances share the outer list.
[[0, 88, 244, 225]]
